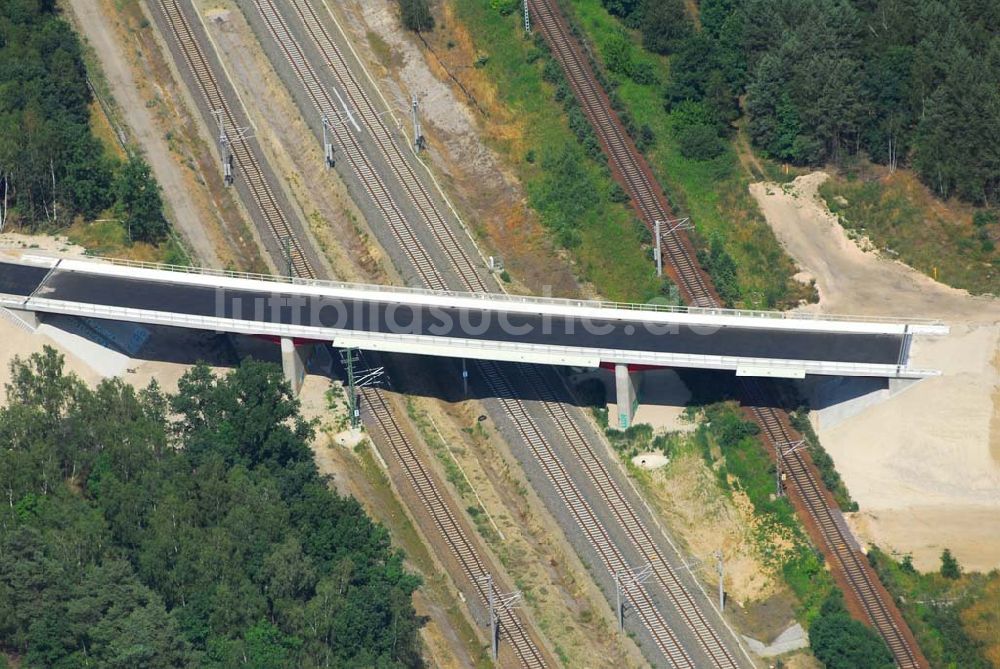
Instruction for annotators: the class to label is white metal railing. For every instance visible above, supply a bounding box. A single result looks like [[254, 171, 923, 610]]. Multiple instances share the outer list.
[[21, 296, 939, 379], [49, 254, 946, 327]]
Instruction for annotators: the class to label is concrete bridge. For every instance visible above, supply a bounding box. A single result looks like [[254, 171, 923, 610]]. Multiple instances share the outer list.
[[0, 255, 947, 426]]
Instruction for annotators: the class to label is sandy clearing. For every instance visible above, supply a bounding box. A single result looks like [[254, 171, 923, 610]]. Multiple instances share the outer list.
[[751, 173, 1000, 571], [750, 173, 999, 322], [0, 313, 231, 404], [0, 319, 102, 405], [0, 232, 87, 257]]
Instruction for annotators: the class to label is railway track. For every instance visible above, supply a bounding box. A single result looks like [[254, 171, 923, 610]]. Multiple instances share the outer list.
[[284, 0, 489, 293], [363, 385, 547, 669], [529, 0, 716, 307], [745, 380, 925, 669], [253, 0, 448, 291], [246, 1, 749, 665], [155, 2, 549, 665], [154, 0, 312, 279], [481, 362, 695, 668], [528, 0, 929, 665], [520, 363, 739, 668]]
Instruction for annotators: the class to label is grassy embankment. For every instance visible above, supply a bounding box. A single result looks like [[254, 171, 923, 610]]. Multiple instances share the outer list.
[[449, 0, 665, 302], [571, 372, 834, 622], [820, 165, 1000, 296], [592, 388, 1000, 667], [561, 0, 810, 309], [606, 404, 836, 622]]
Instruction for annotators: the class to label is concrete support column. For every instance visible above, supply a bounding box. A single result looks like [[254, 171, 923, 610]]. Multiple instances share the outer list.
[[615, 363, 640, 429], [281, 338, 312, 395]]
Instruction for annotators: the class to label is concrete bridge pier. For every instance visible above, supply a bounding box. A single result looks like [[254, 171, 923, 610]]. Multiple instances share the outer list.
[[615, 363, 642, 429], [281, 338, 312, 395]]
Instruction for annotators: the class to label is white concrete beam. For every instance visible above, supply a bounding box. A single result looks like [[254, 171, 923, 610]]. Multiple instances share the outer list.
[[37, 255, 949, 337], [1, 307, 40, 331]]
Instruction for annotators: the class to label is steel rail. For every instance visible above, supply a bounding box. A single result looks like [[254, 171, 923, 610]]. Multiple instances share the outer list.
[[530, 0, 716, 307], [744, 379, 924, 669], [521, 364, 739, 668], [363, 385, 547, 669], [286, 0, 490, 294], [252, 0, 447, 291], [155, 2, 549, 665], [479, 361, 695, 668], [528, 0, 929, 665], [154, 0, 312, 278], [244, 1, 550, 665], [261, 1, 746, 664]]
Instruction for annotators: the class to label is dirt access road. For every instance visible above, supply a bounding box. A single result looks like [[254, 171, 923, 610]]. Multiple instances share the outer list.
[[752, 173, 1000, 572], [65, 0, 227, 266]]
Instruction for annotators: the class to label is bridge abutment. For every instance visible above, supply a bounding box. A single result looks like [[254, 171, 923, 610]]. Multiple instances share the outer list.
[[1, 307, 40, 331], [801, 375, 925, 430]]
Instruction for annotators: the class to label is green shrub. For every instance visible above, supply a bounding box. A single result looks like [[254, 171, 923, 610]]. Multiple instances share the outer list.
[[809, 591, 894, 669], [940, 548, 961, 580], [697, 236, 739, 304], [490, 0, 519, 15], [677, 125, 725, 160], [973, 210, 997, 229], [116, 154, 168, 243], [868, 546, 994, 667], [789, 410, 857, 511], [628, 60, 657, 85], [669, 100, 717, 132], [603, 31, 635, 77], [397, 0, 434, 31], [635, 123, 655, 151], [634, 0, 691, 55]]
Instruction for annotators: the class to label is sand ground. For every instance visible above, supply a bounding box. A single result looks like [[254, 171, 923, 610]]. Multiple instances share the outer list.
[[571, 367, 696, 432], [750, 173, 1000, 572]]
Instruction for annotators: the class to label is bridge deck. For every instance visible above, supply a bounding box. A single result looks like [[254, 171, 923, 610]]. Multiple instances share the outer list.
[[4, 261, 905, 366], [0, 262, 48, 297]]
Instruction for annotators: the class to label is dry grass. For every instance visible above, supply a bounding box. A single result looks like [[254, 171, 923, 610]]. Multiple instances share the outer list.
[[646, 448, 779, 605], [88, 101, 127, 160], [961, 577, 1000, 666], [821, 163, 998, 295]]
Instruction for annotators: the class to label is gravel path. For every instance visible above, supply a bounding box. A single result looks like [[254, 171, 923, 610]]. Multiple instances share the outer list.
[[65, 0, 222, 267]]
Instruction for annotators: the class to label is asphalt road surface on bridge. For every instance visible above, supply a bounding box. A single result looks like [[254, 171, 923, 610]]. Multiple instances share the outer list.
[[0, 262, 905, 365]]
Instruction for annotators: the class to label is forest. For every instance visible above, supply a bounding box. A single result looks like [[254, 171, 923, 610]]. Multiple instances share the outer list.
[[601, 0, 1000, 206], [0, 0, 167, 242], [0, 349, 424, 668]]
